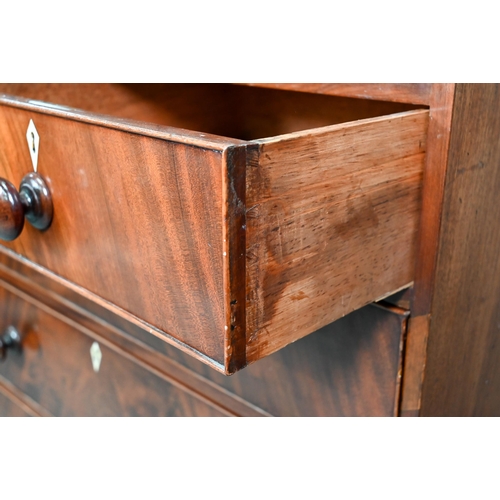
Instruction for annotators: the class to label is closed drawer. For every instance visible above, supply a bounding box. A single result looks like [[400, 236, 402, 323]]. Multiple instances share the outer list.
[[0, 284, 226, 417], [140, 302, 410, 417], [0, 84, 428, 373]]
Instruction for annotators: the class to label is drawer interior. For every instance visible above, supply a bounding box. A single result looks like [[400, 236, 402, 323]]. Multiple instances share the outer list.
[[0, 83, 421, 140]]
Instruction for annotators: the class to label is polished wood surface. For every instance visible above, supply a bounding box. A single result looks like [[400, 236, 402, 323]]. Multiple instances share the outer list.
[[0, 249, 406, 416], [420, 84, 500, 416], [0, 89, 239, 150], [18, 172, 54, 231], [0, 173, 54, 241], [0, 259, 270, 416], [0, 374, 52, 416], [410, 84, 456, 315], [399, 84, 456, 414], [0, 84, 418, 140], [0, 285, 226, 416], [4, 83, 496, 417], [0, 85, 425, 373], [0, 103, 228, 367], [0, 178, 24, 241], [160, 302, 409, 417], [246, 110, 427, 362], [0, 391, 31, 417], [238, 83, 432, 105], [0, 264, 407, 416]]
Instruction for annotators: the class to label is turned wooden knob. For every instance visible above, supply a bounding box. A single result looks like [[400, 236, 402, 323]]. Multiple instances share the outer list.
[[0, 326, 22, 361], [0, 173, 53, 241]]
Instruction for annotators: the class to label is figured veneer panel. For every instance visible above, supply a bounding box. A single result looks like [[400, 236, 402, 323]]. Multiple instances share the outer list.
[[0, 105, 228, 365], [151, 303, 409, 417], [0, 286, 226, 417]]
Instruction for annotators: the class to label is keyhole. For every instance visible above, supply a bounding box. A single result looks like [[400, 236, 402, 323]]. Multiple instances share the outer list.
[[31, 132, 36, 153]]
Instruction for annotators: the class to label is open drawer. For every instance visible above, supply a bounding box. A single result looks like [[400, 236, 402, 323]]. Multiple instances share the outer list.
[[0, 84, 428, 374]]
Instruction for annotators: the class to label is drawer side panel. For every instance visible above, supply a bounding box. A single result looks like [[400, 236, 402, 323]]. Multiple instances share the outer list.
[[246, 110, 428, 362]]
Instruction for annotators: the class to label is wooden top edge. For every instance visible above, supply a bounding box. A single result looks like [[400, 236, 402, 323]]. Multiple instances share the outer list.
[[236, 83, 433, 105], [0, 246, 228, 375], [252, 109, 430, 146], [0, 94, 244, 151]]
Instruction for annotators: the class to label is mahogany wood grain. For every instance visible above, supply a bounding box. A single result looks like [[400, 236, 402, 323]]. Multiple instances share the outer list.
[[0, 374, 52, 417], [0, 103, 228, 367], [0, 263, 407, 416], [152, 302, 409, 417], [399, 314, 429, 415], [3, 83, 499, 417], [0, 258, 270, 416], [0, 286, 227, 417], [238, 84, 432, 105], [0, 84, 419, 140], [0, 93, 238, 151], [410, 85, 456, 316], [419, 84, 500, 416], [0, 391, 31, 416], [399, 84, 456, 414], [246, 111, 428, 362], [0, 85, 428, 373]]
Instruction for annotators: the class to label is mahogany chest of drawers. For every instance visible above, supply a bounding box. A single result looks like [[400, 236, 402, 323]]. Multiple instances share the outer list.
[[0, 83, 498, 416]]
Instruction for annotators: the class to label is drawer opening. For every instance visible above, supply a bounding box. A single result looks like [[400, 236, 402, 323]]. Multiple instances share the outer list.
[[0, 83, 422, 141]]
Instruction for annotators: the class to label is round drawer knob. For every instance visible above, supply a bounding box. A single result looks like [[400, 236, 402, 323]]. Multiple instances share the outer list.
[[0, 326, 22, 361], [0, 173, 53, 241]]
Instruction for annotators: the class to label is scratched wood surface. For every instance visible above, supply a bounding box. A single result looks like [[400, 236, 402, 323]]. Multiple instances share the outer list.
[[246, 110, 428, 362], [0, 286, 226, 417]]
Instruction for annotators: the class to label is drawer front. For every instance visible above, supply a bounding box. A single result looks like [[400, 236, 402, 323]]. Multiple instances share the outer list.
[[0, 285, 225, 416], [144, 302, 409, 417], [0, 279, 407, 417], [0, 103, 229, 366]]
